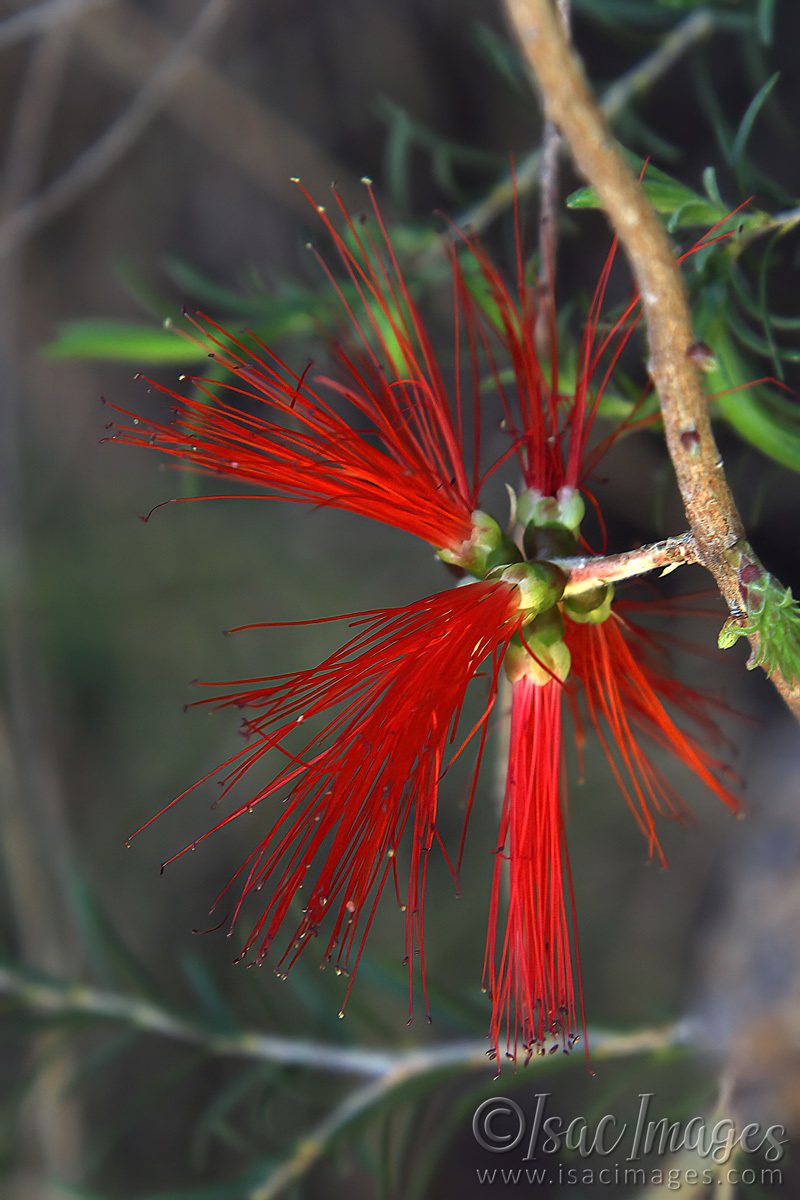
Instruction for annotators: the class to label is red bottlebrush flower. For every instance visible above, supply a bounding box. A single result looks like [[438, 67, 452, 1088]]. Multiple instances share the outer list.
[[480, 598, 738, 1066], [459, 182, 745, 500], [454, 198, 743, 1065], [456, 197, 643, 499], [104, 181, 491, 557], [116, 179, 745, 1066], [134, 581, 525, 1018], [486, 675, 583, 1065]]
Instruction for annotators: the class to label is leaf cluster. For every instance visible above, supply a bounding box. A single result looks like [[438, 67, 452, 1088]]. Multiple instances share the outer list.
[[719, 571, 800, 685]]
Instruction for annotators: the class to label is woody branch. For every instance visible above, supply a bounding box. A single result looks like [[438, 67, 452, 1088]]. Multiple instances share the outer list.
[[502, 0, 800, 721]]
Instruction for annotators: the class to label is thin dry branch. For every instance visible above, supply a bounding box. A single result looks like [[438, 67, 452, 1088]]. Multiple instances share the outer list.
[[556, 533, 699, 595], [246, 1022, 689, 1200], [0, 0, 108, 52], [537, 0, 569, 292], [73, 1, 365, 216], [502, 0, 800, 720], [0, 18, 86, 1194], [0, 0, 238, 260], [0, 962, 689, 1074], [0, 960, 689, 1200]]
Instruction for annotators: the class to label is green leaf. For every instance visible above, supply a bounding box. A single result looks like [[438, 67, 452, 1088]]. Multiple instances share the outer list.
[[757, 0, 776, 44], [567, 152, 728, 228], [378, 97, 502, 209], [718, 553, 800, 685], [64, 1030, 140, 1096], [731, 71, 780, 168], [717, 387, 800, 473], [43, 320, 206, 364], [618, 111, 682, 165], [87, 1048, 208, 1174], [471, 22, 535, 100], [568, 151, 774, 240], [114, 257, 176, 320], [383, 102, 414, 212], [191, 1062, 277, 1168], [728, 258, 800, 333], [702, 165, 723, 206], [666, 198, 725, 232], [696, 312, 800, 472], [725, 304, 799, 366]]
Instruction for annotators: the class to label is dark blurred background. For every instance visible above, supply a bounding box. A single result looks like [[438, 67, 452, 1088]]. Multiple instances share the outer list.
[[1, 1, 800, 1197]]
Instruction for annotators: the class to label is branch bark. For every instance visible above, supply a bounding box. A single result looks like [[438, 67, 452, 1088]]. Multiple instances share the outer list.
[[502, 0, 800, 720]]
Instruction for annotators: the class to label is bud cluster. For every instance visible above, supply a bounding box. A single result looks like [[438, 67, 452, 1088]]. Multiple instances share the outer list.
[[440, 488, 615, 686]]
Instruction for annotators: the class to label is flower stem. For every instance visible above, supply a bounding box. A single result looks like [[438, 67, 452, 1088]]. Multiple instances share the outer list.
[[556, 533, 699, 594]]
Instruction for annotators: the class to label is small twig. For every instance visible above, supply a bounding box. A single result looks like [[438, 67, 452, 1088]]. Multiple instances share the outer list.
[[0, 961, 688, 1199], [502, 0, 800, 721], [0, 0, 108, 52], [458, 7, 715, 237], [0, 962, 689, 1074], [247, 1072, 404, 1200], [0, 963, 410, 1077], [556, 532, 698, 595], [73, 2, 365, 217], [0, 0, 237, 261], [247, 1021, 690, 1200], [537, 0, 569, 294], [0, 18, 86, 1194]]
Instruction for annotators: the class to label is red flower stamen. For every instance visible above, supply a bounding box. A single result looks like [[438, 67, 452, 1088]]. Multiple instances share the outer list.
[[565, 609, 738, 865], [104, 184, 493, 554], [131, 581, 524, 1020], [485, 677, 585, 1067]]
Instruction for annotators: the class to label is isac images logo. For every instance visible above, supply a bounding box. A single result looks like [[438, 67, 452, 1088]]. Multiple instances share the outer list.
[[471, 1093, 787, 1190]]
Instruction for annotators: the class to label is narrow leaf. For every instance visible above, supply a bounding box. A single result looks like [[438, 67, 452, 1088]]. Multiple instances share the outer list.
[[732, 72, 780, 168], [43, 320, 205, 364]]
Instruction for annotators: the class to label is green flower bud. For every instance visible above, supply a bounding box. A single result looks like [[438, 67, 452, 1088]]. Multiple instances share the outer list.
[[517, 489, 558, 529], [504, 614, 572, 685], [528, 605, 565, 646], [494, 560, 568, 616], [564, 584, 614, 625], [438, 510, 522, 577], [517, 486, 585, 534], [523, 522, 578, 560]]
